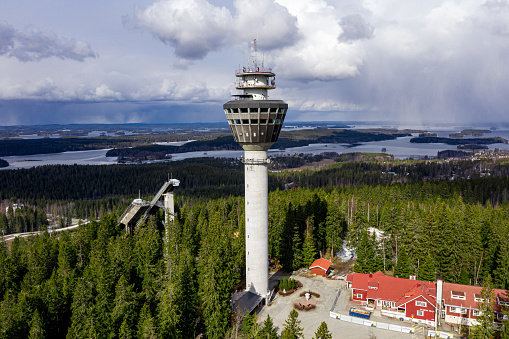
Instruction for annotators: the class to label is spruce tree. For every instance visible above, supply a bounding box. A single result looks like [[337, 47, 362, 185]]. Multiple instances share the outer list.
[[354, 231, 369, 273], [137, 304, 158, 339], [313, 321, 332, 339], [28, 309, 45, 339], [470, 275, 495, 339], [241, 314, 260, 338], [281, 309, 304, 339], [418, 254, 435, 281], [494, 240, 509, 289], [119, 318, 133, 339], [301, 231, 317, 268], [258, 315, 278, 339], [459, 267, 470, 285], [394, 247, 411, 279], [500, 309, 509, 339]]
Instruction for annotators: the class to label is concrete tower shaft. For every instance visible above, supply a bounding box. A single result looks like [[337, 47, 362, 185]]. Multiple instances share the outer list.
[[243, 150, 270, 296], [223, 40, 288, 298]]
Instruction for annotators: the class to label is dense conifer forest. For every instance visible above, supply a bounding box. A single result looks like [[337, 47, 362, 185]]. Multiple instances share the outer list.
[[1, 157, 509, 337]]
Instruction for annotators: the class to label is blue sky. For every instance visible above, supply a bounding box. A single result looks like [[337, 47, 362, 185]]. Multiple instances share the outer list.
[[1, 0, 509, 126]]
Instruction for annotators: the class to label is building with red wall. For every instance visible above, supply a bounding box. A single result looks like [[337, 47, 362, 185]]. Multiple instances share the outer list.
[[309, 258, 332, 277], [346, 271, 437, 326], [346, 272, 509, 330], [442, 282, 509, 328]]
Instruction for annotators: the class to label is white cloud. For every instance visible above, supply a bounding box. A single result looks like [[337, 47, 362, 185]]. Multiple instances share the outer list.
[[338, 14, 375, 43], [232, 0, 300, 50], [128, 0, 232, 59], [93, 84, 123, 101], [0, 21, 96, 62], [2, 0, 509, 125]]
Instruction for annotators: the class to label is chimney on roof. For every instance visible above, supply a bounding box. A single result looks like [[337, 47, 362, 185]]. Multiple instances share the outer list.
[[436, 279, 443, 331], [369, 273, 373, 278]]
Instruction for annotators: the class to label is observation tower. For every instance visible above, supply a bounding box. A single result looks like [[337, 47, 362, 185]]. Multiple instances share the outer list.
[[224, 40, 288, 298]]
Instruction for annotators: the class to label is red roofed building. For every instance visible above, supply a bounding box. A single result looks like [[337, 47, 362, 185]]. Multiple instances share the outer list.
[[309, 258, 332, 277], [346, 272, 437, 326], [442, 282, 509, 328]]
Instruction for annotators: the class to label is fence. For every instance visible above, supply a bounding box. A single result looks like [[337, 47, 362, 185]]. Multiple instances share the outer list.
[[329, 311, 453, 338]]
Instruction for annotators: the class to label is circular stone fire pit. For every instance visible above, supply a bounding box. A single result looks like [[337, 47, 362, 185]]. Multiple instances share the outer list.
[[293, 291, 320, 311]]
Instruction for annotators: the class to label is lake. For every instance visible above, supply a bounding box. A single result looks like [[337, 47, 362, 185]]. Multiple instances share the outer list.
[[3, 128, 509, 170]]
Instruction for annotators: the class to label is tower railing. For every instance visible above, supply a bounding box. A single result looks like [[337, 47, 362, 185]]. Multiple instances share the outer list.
[[242, 158, 271, 165], [236, 67, 273, 75]]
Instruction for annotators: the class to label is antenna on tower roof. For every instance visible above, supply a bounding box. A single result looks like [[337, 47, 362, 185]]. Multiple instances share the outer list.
[[253, 39, 258, 69]]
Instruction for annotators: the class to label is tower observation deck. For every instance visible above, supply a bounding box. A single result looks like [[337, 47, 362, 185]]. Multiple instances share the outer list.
[[224, 40, 288, 298]]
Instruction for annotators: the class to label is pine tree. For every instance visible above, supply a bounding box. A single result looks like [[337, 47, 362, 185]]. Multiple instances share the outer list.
[[394, 247, 411, 279], [281, 309, 304, 339], [470, 275, 495, 339], [313, 321, 332, 339]]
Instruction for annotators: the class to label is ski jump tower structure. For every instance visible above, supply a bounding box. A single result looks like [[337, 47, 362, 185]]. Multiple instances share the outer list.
[[224, 40, 288, 298]]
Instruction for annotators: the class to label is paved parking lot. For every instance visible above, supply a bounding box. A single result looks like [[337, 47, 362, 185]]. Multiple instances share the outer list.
[[258, 274, 414, 338]]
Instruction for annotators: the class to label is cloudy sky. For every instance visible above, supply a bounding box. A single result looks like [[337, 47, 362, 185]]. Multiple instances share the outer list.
[[1, 0, 509, 126]]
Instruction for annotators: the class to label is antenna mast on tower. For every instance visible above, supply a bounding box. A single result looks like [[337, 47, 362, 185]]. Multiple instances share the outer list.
[[253, 39, 258, 69]]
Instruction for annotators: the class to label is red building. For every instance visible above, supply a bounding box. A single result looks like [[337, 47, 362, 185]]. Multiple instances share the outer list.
[[309, 258, 332, 277], [346, 272, 437, 326], [441, 282, 509, 328]]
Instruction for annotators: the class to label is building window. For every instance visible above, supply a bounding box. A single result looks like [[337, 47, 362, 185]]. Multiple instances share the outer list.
[[377, 300, 382, 306], [498, 314, 509, 320], [416, 301, 427, 307], [451, 291, 466, 300], [474, 294, 484, 302], [242, 119, 249, 124], [251, 119, 258, 124], [473, 310, 480, 317], [260, 119, 267, 124], [260, 108, 269, 113], [451, 306, 467, 314], [451, 307, 468, 314], [417, 310, 424, 316], [498, 300, 509, 306], [355, 294, 363, 299], [391, 302, 396, 308]]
